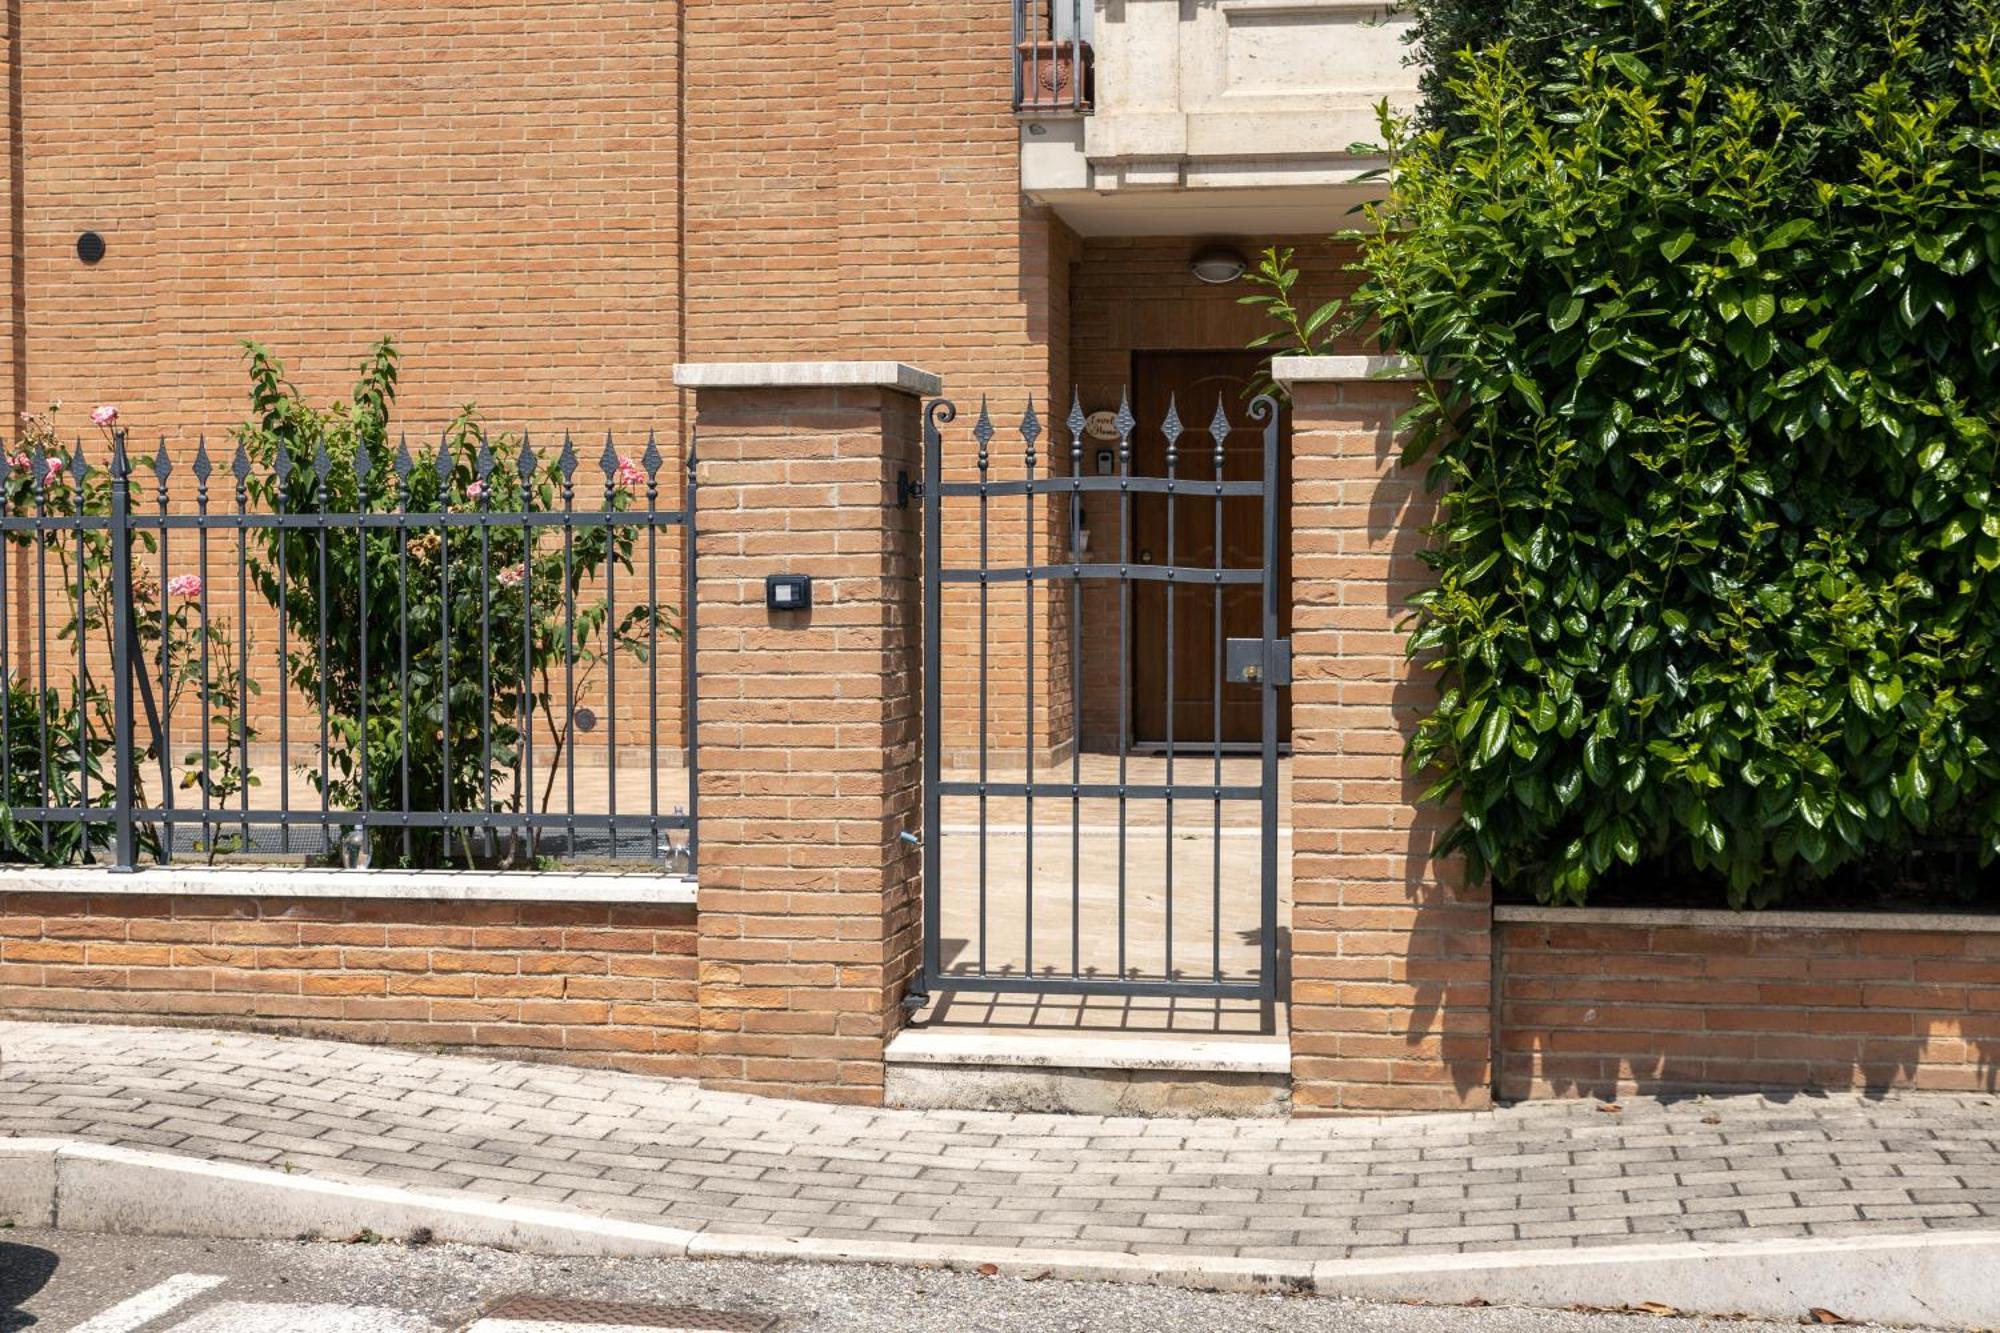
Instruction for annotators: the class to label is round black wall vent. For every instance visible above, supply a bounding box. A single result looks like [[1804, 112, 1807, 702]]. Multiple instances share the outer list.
[[76, 231, 106, 264]]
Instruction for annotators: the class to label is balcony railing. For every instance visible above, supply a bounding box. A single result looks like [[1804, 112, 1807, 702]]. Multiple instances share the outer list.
[[1014, 0, 1092, 113]]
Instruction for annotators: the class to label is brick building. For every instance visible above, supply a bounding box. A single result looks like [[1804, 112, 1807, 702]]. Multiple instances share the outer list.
[[3, 3, 1996, 1114]]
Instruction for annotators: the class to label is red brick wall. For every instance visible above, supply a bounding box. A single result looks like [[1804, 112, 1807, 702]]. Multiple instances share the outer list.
[[0, 892, 698, 1076], [1498, 910, 2000, 1097], [4, 0, 1077, 764], [4, 1, 690, 757]]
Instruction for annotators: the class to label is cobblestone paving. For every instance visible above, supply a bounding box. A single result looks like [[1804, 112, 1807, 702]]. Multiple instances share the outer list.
[[2, 1022, 1996, 1262]]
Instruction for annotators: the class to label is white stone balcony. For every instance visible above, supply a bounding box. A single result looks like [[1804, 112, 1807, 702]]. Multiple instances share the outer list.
[[1017, 0, 1417, 235]]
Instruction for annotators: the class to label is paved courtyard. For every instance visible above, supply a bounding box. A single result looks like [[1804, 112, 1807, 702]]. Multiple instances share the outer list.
[[1, 1022, 1995, 1263]]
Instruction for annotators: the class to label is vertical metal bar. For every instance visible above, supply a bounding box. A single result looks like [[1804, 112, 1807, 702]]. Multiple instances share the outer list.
[[107, 432, 137, 870], [0, 439, 11, 827], [316, 446, 332, 855], [1068, 395, 1082, 978], [234, 442, 250, 853], [975, 401, 990, 977], [1031, 0, 1041, 109], [1163, 398, 1180, 981], [1254, 394, 1281, 999], [398, 438, 413, 865], [477, 441, 493, 859], [1114, 390, 1132, 979], [683, 435, 699, 874], [1212, 398, 1226, 982], [561, 434, 577, 858], [1071, 0, 1083, 112], [1022, 400, 1039, 979], [157, 442, 174, 862], [437, 434, 452, 862], [197, 446, 215, 860], [921, 401, 950, 987], [32, 441, 48, 860], [645, 433, 659, 862], [1011, 0, 1024, 109], [275, 447, 291, 855], [357, 446, 371, 857], [72, 442, 88, 857], [603, 434, 619, 857], [519, 436, 536, 865]]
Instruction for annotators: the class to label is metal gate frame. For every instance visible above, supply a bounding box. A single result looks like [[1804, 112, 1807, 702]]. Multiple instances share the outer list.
[[917, 392, 1285, 1002]]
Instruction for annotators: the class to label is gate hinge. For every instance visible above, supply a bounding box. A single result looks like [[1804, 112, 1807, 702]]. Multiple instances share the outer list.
[[1225, 637, 1293, 687], [898, 471, 924, 509]]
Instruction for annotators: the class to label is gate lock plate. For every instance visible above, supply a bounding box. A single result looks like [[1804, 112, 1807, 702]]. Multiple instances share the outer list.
[[1225, 637, 1292, 687]]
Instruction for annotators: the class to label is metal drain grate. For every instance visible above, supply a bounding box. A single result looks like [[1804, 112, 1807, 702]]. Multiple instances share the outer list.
[[475, 1294, 778, 1330]]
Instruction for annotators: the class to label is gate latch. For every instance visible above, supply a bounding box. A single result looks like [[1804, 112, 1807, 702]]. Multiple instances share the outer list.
[[1226, 637, 1292, 687]]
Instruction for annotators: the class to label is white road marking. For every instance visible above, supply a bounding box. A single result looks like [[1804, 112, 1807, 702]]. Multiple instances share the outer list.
[[67, 1273, 228, 1333], [464, 1323, 716, 1333], [160, 1302, 438, 1332]]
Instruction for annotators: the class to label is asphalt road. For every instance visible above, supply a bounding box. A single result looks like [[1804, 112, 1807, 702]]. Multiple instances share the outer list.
[[0, 1227, 1942, 1333]]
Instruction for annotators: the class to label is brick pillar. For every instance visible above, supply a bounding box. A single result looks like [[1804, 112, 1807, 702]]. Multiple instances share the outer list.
[[675, 361, 932, 1105], [1278, 357, 1492, 1114]]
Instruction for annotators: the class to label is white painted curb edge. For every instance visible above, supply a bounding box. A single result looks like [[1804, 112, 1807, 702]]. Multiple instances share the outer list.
[[4, 1137, 1998, 1323]]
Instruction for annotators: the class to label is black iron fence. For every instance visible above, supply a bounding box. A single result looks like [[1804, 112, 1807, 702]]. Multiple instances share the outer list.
[[0, 427, 695, 874], [1014, 0, 1093, 113]]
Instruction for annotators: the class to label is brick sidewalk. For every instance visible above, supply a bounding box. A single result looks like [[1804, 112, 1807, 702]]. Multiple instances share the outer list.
[[1, 1022, 1995, 1262]]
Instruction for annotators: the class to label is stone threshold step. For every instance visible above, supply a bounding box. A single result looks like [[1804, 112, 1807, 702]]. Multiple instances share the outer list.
[[885, 1029, 1291, 1075]]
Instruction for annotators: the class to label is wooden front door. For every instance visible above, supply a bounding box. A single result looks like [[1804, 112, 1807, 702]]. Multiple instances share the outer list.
[[1130, 350, 1292, 747]]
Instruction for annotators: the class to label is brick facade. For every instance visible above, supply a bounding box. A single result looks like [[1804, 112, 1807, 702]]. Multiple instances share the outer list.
[[0, 891, 698, 1073], [1283, 365, 1492, 1113], [1497, 910, 2000, 1097]]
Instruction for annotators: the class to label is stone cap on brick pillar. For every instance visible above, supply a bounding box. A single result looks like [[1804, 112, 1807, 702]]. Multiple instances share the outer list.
[[1271, 355, 1424, 384], [672, 361, 941, 396]]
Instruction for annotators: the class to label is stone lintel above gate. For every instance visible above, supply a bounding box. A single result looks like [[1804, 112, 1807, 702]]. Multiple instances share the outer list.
[[673, 361, 941, 396], [681, 364, 930, 1107], [1285, 369, 1493, 1115], [1271, 355, 1423, 384]]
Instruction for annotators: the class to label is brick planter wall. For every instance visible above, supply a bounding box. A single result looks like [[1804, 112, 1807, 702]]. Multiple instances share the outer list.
[[1498, 906, 2000, 1097], [0, 890, 698, 1076]]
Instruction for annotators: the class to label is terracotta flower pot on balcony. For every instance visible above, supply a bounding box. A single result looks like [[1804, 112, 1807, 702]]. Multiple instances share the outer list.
[[1015, 40, 1093, 112]]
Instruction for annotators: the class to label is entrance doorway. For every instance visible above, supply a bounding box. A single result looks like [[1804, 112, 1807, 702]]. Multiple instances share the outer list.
[[1131, 350, 1292, 748]]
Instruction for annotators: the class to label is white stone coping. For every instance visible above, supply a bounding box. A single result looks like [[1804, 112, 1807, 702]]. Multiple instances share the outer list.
[[1494, 903, 2000, 934], [672, 361, 942, 396], [1271, 354, 1425, 384], [0, 865, 697, 906], [885, 1028, 1291, 1074]]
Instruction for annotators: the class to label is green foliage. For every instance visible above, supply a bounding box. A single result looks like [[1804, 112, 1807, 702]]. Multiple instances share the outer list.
[[0, 676, 110, 863], [1250, 9, 2000, 905], [0, 405, 255, 864], [1405, 0, 1984, 169], [236, 338, 672, 868]]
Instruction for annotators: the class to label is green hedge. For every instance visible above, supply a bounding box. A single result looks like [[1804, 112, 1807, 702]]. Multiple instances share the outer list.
[[1251, 6, 2000, 905]]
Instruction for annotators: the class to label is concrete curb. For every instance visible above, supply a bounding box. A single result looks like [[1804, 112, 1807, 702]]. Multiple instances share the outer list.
[[4, 1137, 1997, 1323]]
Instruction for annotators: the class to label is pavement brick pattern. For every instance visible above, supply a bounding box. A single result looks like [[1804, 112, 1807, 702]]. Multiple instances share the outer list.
[[2, 1022, 1996, 1262]]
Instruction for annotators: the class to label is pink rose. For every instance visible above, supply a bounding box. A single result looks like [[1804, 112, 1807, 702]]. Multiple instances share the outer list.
[[614, 457, 645, 490], [90, 405, 119, 428], [497, 564, 526, 588], [8, 452, 27, 472], [466, 480, 487, 501], [167, 574, 203, 600], [42, 456, 64, 483]]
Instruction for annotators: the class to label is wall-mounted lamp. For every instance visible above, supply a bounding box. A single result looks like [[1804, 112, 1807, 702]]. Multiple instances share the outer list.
[[1188, 244, 1248, 285]]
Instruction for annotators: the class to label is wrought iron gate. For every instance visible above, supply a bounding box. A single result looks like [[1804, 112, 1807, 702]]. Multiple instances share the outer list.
[[918, 391, 1286, 1002]]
